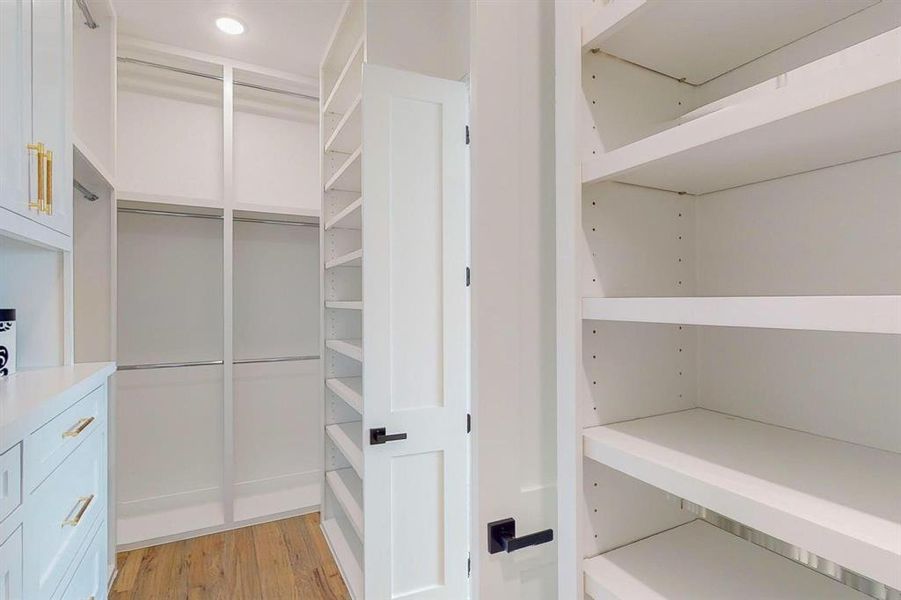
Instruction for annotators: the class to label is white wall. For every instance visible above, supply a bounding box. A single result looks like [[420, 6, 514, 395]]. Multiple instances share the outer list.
[[117, 87, 223, 203], [234, 110, 319, 214], [0, 236, 65, 369], [470, 1, 557, 598]]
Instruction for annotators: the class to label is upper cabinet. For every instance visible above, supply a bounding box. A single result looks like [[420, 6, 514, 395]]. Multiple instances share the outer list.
[[0, 0, 72, 249]]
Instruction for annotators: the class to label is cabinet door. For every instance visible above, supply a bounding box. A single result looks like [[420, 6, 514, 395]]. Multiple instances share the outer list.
[[0, 0, 33, 221], [31, 0, 72, 236]]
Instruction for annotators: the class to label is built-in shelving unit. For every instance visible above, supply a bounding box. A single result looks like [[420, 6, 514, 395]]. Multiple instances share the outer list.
[[557, 1, 901, 598], [320, 2, 365, 597]]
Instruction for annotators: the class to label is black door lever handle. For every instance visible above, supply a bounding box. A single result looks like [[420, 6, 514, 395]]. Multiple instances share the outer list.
[[487, 518, 554, 554], [369, 427, 407, 445]]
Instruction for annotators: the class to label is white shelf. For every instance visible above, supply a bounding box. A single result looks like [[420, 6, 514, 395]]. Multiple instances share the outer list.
[[321, 517, 363, 600], [325, 339, 363, 362], [583, 408, 901, 588], [584, 520, 870, 600], [326, 421, 364, 478], [326, 377, 363, 415], [324, 197, 362, 231], [581, 296, 901, 334], [581, 0, 880, 84], [324, 147, 362, 193], [326, 468, 364, 542], [582, 54, 901, 194], [322, 37, 364, 117], [232, 202, 320, 220], [326, 301, 363, 311], [325, 248, 363, 269], [325, 94, 362, 155]]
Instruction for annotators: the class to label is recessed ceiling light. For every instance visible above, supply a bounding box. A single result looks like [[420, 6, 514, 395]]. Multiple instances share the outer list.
[[216, 16, 245, 35]]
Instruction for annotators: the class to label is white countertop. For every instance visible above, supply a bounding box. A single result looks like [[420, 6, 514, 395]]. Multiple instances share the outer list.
[[0, 362, 116, 450]]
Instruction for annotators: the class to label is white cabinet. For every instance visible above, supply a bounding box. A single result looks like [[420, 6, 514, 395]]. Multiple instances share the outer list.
[[0, 527, 24, 600], [0, 363, 113, 600], [0, 0, 72, 246]]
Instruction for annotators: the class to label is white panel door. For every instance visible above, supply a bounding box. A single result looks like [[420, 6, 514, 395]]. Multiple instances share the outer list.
[[362, 64, 469, 600]]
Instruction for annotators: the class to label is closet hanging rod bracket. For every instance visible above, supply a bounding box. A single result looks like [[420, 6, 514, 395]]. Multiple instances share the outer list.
[[74, 180, 99, 201], [75, 0, 98, 29]]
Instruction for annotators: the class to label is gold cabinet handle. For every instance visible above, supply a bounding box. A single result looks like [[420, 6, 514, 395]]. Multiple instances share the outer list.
[[62, 494, 94, 527], [27, 142, 46, 212], [62, 416, 95, 438], [45, 149, 53, 215]]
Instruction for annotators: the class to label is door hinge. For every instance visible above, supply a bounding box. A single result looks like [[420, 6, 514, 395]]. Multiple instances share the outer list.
[[467, 553, 471, 577], [467, 413, 471, 433], [465, 266, 471, 287], [465, 125, 470, 145]]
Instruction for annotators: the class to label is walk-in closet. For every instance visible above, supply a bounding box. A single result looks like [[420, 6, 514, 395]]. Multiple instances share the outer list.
[[556, 1, 901, 598]]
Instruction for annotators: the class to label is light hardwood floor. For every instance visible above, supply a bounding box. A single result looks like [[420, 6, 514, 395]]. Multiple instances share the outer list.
[[110, 513, 350, 600]]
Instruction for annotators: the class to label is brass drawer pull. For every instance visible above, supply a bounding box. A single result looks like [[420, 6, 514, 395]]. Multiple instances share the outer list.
[[62, 494, 94, 527], [27, 142, 46, 212], [62, 416, 95, 438]]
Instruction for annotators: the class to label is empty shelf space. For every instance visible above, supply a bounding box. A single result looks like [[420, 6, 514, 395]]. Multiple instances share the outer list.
[[326, 377, 363, 414], [324, 94, 362, 155], [581, 0, 880, 84], [582, 296, 901, 334], [582, 55, 901, 194], [321, 517, 363, 600], [324, 147, 362, 193], [325, 339, 363, 362], [326, 421, 363, 478], [583, 408, 901, 588], [324, 197, 362, 231], [584, 520, 870, 600], [322, 37, 364, 116], [324, 249, 362, 269], [325, 300, 363, 311], [326, 468, 364, 541]]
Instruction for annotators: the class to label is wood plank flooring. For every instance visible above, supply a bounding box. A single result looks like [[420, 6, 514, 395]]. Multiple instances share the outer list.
[[111, 513, 350, 600]]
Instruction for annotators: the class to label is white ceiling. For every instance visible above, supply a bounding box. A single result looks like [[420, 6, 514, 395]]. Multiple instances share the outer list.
[[112, 0, 345, 78]]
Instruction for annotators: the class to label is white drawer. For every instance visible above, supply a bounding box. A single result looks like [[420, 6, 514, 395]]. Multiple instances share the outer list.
[[0, 444, 22, 523], [27, 385, 105, 492], [0, 526, 23, 600], [57, 520, 107, 600], [30, 429, 105, 600]]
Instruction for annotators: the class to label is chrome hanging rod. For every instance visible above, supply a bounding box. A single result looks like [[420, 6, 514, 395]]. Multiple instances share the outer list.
[[74, 180, 99, 202], [233, 217, 318, 228], [117, 207, 223, 220], [234, 355, 320, 364], [118, 356, 319, 371], [117, 207, 317, 227], [75, 0, 98, 29], [118, 359, 224, 371], [116, 56, 319, 101]]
